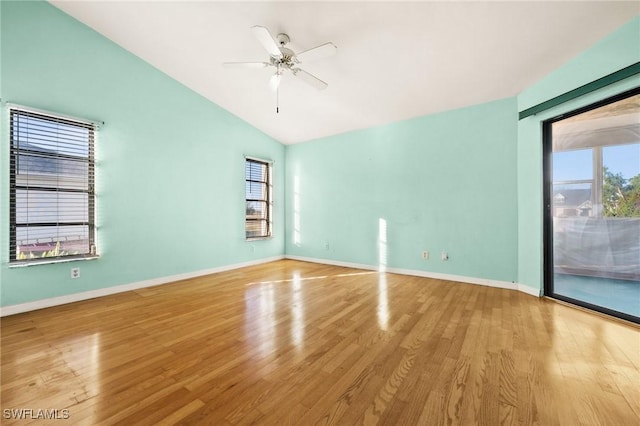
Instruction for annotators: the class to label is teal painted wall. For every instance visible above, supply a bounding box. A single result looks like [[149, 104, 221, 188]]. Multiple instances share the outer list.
[[285, 98, 519, 283], [1, 2, 637, 308], [0, 1, 284, 306], [516, 17, 640, 292]]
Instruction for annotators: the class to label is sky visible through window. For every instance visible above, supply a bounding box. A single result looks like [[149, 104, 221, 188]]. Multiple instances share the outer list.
[[553, 148, 592, 181], [553, 143, 640, 182], [603, 143, 640, 178]]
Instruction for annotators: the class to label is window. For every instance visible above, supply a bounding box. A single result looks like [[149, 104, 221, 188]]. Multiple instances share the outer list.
[[245, 158, 272, 239], [9, 107, 97, 263], [550, 93, 640, 218], [551, 148, 594, 217]]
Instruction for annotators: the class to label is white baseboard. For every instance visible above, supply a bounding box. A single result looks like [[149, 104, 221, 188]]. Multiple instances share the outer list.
[[286, 255, 542, 297], [0, 255, 284, 317], [516, 283, 542, 297]]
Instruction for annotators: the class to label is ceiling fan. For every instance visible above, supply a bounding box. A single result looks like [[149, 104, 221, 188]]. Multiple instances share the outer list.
[[223, 26, 337, 94]]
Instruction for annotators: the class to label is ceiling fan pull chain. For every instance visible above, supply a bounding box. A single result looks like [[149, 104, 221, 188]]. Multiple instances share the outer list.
[[276, 85, 279, 114]]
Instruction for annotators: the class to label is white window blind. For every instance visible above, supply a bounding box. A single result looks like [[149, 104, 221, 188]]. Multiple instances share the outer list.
[[9, 108, 97, 262]]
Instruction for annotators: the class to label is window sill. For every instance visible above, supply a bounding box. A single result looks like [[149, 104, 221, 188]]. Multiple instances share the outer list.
[[246, 236, 273, 242], [9, 255, 100, 268]]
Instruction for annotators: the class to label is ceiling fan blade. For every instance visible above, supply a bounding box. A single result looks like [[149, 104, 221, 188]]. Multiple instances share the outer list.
[[251, 25, 281, 57], [292, 68, 328, 90], [222, 62, 270, 68], [296, 42, 337, 63]]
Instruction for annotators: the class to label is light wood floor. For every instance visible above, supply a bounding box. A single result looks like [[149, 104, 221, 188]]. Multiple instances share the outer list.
[[1, 260, 639, 425]]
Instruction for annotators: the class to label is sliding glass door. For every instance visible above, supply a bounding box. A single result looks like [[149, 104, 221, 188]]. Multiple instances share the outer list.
[[544, 88, 640, 323]]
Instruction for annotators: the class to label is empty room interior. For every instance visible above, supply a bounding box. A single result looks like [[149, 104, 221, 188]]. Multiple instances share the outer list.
[[1, 1, 639, 424]]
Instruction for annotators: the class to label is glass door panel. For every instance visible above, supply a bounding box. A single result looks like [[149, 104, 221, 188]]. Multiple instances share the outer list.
[[545, 90, 640, 323]]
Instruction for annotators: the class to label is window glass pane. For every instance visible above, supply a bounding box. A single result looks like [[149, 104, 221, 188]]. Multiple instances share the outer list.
[[16, 225, 89, 259], [16, 190, 88, 223], [552, 149, 592, 181], [603, 143, 640, 217], [245, 182, 266, 200], [245, 161, 267, 181], [604, 143, 640, 178], [553, 183, 592, 217], [17, 155, 88, 189], [245, 220, 268, 239], [18, 153, 88, 177], [246, 201, 267, 219], [13, 114, 90, 157]]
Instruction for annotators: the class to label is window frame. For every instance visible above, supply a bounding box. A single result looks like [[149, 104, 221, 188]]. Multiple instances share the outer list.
[[244, 157, 273, 240], [9, 106, 99, 265]]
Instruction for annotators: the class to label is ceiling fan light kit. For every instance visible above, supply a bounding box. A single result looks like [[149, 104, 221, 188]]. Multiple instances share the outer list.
[[223, 25, 337, 113]]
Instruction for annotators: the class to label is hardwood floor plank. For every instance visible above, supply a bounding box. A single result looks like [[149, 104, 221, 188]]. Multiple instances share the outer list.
[[1, 260, 638, 425]]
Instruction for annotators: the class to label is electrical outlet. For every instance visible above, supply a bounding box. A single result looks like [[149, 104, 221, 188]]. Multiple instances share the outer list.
[[422, 250, 429, 260], [70, 267, 80, 279], [441, 252, 449, 261], [324, 242, 330, 250]]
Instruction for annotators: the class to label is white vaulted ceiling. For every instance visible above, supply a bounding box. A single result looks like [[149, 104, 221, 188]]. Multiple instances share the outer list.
[[50, 1, 639, 144]]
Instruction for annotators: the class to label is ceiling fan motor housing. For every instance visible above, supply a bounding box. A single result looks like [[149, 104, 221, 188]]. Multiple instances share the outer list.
[[272, 34, 295, 66], [276, 33, 290, 46]]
